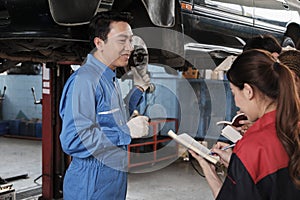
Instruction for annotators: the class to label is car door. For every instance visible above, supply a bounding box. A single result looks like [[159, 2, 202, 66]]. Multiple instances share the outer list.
[[253, 0, 294, 38], [192, 0, 254, 44]]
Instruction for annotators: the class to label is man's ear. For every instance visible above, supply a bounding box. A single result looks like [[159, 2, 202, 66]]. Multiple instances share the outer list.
[[243, 83, 254, 100], [94, 37, 104, 50]]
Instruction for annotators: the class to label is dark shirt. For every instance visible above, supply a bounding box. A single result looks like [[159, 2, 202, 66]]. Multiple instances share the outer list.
[[217, 111, 300, 200]]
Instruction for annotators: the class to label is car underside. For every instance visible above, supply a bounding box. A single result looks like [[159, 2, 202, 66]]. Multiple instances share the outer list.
[[0, 0, 299, 74], [0, 0, 185, 74]]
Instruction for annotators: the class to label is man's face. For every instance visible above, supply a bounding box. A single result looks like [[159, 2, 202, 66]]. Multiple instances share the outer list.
[[99, 21, 134, 70]]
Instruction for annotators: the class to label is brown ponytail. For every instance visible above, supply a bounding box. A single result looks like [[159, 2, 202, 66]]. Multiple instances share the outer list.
[[275, 61, 300, 188]]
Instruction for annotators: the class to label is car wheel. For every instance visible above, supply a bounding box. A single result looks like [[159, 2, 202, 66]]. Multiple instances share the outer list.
[[281, 36, 295, 48], [21, 62, 42, 75], [7, 62, 42, 75], [285, 24, 300, 48]]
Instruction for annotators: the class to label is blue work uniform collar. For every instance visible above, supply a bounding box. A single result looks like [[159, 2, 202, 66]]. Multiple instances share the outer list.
[[87, 54, 116, 82]]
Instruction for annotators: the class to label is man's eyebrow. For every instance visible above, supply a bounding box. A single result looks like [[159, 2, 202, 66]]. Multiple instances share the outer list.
[[115, 33, 133, 39]]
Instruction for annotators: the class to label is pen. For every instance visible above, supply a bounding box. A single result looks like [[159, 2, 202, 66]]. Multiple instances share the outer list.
[[209, 144, 236, 155], [221, 143, 236, 151]]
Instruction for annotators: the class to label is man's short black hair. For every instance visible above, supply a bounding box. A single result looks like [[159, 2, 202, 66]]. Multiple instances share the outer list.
[[89, 11, 133, 48], [243, 34, 282, 54]]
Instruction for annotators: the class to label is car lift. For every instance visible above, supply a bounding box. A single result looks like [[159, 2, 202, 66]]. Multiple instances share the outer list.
[[40, 62, 72, 199]]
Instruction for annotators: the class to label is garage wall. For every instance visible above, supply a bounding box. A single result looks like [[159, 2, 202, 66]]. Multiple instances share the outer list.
[[0, 74, 42, 120]]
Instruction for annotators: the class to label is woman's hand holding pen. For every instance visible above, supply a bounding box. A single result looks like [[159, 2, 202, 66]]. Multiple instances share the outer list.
[[211, 142, 233, 168], [189, 141, 235, 198]]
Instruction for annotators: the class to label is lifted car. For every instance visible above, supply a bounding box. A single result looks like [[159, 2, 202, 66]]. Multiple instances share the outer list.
[[0, 0, 299, 73], [0, 0, 184, 74], [181, 0, 300, 47]]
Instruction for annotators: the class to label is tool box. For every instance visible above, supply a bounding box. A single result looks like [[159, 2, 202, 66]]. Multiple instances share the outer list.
[[0, 184, 15, 200]]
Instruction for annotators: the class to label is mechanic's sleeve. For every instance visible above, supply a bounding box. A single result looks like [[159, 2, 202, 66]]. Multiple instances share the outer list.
[[124, 87, 144, 116], [59, 72, 130, 158]]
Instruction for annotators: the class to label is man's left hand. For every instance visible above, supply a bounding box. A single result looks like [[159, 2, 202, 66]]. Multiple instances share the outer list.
[[131, 67, 150, 92]]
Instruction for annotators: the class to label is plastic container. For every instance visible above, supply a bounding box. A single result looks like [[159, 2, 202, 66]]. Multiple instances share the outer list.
[[0, 120, 9, 135], [8, 120, 21, 135], [35, 122, 42, 138]]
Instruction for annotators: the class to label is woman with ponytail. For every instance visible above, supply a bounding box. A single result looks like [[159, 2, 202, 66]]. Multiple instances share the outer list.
[[190, 49, 300, 199]]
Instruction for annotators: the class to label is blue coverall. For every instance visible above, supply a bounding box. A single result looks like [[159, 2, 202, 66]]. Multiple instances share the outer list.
[[59, 54, 143, 199]]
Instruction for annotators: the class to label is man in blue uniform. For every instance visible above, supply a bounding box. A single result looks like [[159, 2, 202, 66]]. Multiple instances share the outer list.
[[59, 11, 150, 199]]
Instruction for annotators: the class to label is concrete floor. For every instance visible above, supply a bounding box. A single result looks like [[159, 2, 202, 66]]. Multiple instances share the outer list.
[[0, 137, 42, 195], [0, 136, 215, 200]]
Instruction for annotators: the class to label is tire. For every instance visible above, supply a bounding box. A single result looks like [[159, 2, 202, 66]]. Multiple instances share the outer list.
[[7, 62, 42, 75], [281, 36, 295, 48], [284, 24, 300, 48]]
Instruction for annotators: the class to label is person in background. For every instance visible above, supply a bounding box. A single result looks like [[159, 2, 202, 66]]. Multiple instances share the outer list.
[[233, 34, 283, 133], [243, 34, 282, 58], [190, 49, 300, 199], [59, 11, 150, 199], [296, 40, 300, 50], [278, 49, 300, 95]]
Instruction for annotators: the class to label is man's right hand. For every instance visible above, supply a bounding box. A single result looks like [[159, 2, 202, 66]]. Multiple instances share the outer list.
[[127, 115, 149, 138]]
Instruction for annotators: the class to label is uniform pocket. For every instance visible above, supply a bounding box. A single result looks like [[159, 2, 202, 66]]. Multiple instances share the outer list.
[[91, 165, 124, 199], [63, 162, 86, 199]]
